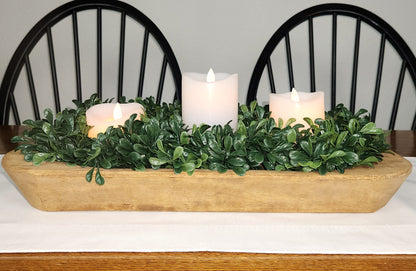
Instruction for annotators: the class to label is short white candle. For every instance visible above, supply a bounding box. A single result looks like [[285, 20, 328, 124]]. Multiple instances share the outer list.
[[182, 69, 238, 130], [86, 102, 144, 138], [269, 88, 325, 127]]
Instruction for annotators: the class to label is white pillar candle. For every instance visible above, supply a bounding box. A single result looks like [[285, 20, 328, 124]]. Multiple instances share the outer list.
[[269, 88, 325, 127], [86, 102, 144, 138], [182, 69, 238, 130]]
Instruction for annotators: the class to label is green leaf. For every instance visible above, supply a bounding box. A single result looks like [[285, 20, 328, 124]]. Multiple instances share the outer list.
[[10, 136, 25, 143], [250, 100, 257, 113], [149, 157, 168, 166], [129, 151, 143, 161], [240, 104, 249, 114], [277, 118, 283, 128], [173, 146, 184, 160], [285, 118, 296, 127], [253, 152, 264, 164], [303, 117, 314, 127], [228, 157, 246, 167], [86, 147, 101, 162], [357, 156, 379, 166], [180, 131, 190, 145], [327, 150, 346, 160], [360, 122, 383, 134], [289, 150, 310, 165], [336, 131, 348, 147], [156, 139, 165, 152], [86, 167, 94, 182], [42, 122, 51, 135], [300, 140, 313, 156], [209, 162, 228, 173], [32, 152, 53, 166], [181, 162, 195, 173], [343, 152, 359, 165], [232, 166, 247, 176], [224, 135, 232, 153], [119, 138, 132, 150], [100, 158, 111, 169], [275, 164, 285, 171], [348, 119, 358, 134], [287, 128, 296, 143], [44, 108, 54, 123], [95, 168, 105, 185]]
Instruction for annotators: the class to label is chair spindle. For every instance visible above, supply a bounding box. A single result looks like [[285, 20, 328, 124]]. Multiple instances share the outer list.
[[97, 7, 102, 98], [138, 28, 149, 97], [285, 33, 295, 90], [46, 27, 61, 113], [371, 33, 386, 122], [72, 11, 82, 101], [350, 18, 361, 113], [389, 61, 406, 129], [331, 12, 337, 110], [156, 55, 168, 104], [308, 17, 316, 93], [9, 94, 19, 124], [118, 11, 126, 99], [266, 58, 276, 93], [24, 54, 40, 120]]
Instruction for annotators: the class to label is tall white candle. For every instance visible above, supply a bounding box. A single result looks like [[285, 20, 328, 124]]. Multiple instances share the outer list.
[[86, 102, 144, 138], [182, 69, 238, 130], [269, 88, 325, 127]]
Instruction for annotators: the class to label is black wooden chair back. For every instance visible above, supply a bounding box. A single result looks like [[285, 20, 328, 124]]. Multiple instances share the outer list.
[[247, 3, 416, 130], [0, 0, 181, 125]]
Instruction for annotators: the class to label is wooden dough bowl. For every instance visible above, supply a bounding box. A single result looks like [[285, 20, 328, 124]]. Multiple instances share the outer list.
[[2, 151, 412, 212]]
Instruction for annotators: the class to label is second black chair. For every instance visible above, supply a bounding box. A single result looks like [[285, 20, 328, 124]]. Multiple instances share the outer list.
[[247, 3, 416, 130]]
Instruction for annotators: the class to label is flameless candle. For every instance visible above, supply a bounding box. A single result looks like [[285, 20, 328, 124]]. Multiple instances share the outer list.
[[86, 102, 144, 138], [182, 69, 238, 130], [269, 88, 325, 127]]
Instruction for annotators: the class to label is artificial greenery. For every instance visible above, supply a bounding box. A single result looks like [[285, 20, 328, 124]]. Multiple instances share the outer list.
[[11, 94, 390, 185]]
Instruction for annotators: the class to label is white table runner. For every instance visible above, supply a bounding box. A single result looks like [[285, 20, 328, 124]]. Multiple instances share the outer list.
[[1, 155, 415, 254]]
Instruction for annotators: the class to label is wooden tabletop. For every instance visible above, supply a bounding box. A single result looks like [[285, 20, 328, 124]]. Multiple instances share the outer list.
[[0, 125, 415, 271]]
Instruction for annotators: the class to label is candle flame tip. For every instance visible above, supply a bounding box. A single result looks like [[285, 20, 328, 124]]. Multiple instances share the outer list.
[[206, 68, 215, 83], [291, 88, 300, 102], [113, 102, 122, 120]]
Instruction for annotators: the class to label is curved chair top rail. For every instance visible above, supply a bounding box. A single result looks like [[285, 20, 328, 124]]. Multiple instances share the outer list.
[[0, 0, 182, 125], [246, 3, 416, 130]]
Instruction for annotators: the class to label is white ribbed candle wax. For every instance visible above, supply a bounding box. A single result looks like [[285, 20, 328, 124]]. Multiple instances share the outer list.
[[182, 69, 238, 130]]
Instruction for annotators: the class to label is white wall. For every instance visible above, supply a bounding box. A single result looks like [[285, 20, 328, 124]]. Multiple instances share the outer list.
[[1, 0, 415, 128]]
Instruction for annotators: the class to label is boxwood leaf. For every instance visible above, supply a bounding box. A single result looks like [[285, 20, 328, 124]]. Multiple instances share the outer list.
[[275, 164, 285, 171], [181, 162, 195, 173], [86, 167, 94, 182], [228, 157, 246, 167], [95, 168, 105, 185], [287, 129, 296, 143], [173, 146, 184, 160], [300, 140, 313, 156], [232, 166, 247, 176], [360, 122, 382, 134], [149, 157, 168, 166], [343, 152, 359, 165], [224, 135, 232, 153], [32, 152, 53, 166]]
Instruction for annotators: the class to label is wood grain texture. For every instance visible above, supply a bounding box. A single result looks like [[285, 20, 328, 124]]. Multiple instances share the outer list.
[[2, 150, 412, 212], [0, 252, 416, 271]]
